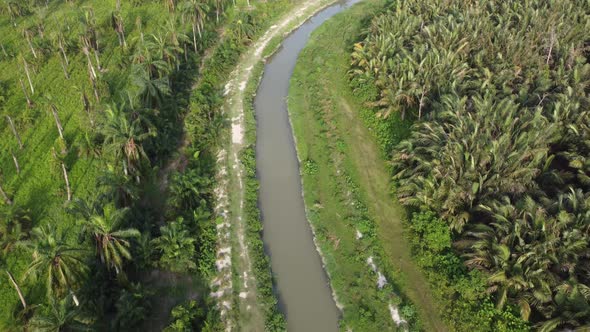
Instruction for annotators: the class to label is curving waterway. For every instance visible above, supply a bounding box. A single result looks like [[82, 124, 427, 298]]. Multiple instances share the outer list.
[[254, 0, 359, 330]]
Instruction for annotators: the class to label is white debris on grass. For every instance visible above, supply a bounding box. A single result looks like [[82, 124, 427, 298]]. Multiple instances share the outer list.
[[356, 229, 363, 239], [216, 222, 230, 229], [239, 292, 249, 299], [218, 247, 231, 255], [389, 303, 407, 326], [377, 272, 387, 289], [368, 256, 388, 288], [211, 290, 224, 298], [232, 122, 244, 145], [216, 254, 231, 271], [367, 256, 377, 272]]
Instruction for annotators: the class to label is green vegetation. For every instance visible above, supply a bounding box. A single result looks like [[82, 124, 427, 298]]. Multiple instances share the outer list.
[[288, 0, 445, 330], [243, 66, 287, 330], [350, 0, 590, 330], [0, 0, 298, 330]]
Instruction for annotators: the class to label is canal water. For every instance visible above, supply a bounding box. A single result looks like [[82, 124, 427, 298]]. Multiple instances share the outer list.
[[254, 1, 359, 330]]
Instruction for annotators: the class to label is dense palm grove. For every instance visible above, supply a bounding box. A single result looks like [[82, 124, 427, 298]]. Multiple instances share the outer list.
[[0, 0, 272, 330], [351, 0, 590, 330]]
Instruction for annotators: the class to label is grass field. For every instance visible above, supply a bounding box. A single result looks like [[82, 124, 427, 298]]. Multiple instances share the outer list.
[[288, 0, 446, 330]]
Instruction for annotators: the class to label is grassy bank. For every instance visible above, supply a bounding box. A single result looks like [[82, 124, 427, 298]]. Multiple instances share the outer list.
[[287, 0, 446, 330]]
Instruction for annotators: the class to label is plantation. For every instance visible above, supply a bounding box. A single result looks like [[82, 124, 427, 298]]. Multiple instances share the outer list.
[[0, 0, 298, 330], [2, 0, 587, 330], [351, 0, 590, 330]]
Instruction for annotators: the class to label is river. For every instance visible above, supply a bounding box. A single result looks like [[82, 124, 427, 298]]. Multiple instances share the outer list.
[[254, 1, 359, 330]]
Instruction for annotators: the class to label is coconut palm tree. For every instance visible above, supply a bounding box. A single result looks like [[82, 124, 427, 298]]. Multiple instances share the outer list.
[[79, 205, 139, 274], [111, 11, 126, 48], [392, 95, 556, 231], [152, 218, 196, 272], [97, 165, 139, 208], [131, 64, 171, 108], [0, 204, 30, 254], [100, 103, 154, 177], [231, 13, 255, 43], [22, 225, 88, 301], [180, 0, 209, 54], [29, 296, 93, 331]]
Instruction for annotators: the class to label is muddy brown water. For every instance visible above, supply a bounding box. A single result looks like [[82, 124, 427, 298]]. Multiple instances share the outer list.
[[254, 1, 359, 330]]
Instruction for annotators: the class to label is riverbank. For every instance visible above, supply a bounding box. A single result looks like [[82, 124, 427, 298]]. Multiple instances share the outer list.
[[287, 0, 447, 330], [212, 0, 350, 330]]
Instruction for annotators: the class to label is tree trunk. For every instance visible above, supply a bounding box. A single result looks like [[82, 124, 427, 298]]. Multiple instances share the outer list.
[[94, 48, 101, 71], [546, 29, 556, 66], [0, 44, 8, 57], [24, 31, 37, 59], [92, 78, 100, 102], [61, 162, 72, 201], [37, 24, 44, 39], [82, 92, 94, 126], [117, 31, 123, 47], [59, 38, 69, 66], [22, 58, 34, 95], [192, 24, 198, 54], [5, 115, 23, 149], [85, 52, 97, 81], [121, 30, 127, 48], [418, 89, 426, 119], [116, 0, 121, 11], [19, 78, 32, 108], [51, 105, 64, 140], [11, 151, 20, 174], [59, 53, 69, 79], [0, 182, 11, 205], [6, 271, 25, 308]]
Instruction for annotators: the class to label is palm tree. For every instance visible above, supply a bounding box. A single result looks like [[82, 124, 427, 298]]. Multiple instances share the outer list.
[[231, 13, 255, 43], [22, 225, 88, 301], [163, 16, 189, 70], [131, 64, 171, 108], [29, 296, 93, 331], [213, 0, 226, 23], [5, 115, 23, 150], [0, 204, 30, 254], [80, 206, 140, 274], [392, 95, 555, 231], [52, 139, 72, 202], [180, 0, 209, 54], [164, 0, 176, 12], [113, 283, 151, 330], [148, 32, 181, 74], [100, 103, 154, 177], [111, 11, 126, 48], [98, 165, 139, 208], [152, 218, 196, 272]]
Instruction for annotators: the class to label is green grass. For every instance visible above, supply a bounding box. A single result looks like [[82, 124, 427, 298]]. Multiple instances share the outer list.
[[288, 0, 446, 330]]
